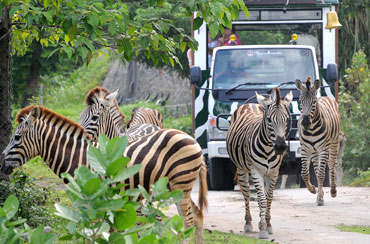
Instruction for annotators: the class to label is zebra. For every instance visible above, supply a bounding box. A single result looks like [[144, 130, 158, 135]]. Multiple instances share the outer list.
[[79, 87, 162, 142], [226, 88, 293, 239], [126, 107, 163, 129], [295, 77, 341, 206], [0, 106, 208, 244]]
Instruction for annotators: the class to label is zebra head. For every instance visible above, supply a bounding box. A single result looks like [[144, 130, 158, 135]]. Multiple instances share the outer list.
[[79, 90, 121, 141], [0, 106, 40, 175], [295, 77, 321, 131], [256, 88, 293, 155]]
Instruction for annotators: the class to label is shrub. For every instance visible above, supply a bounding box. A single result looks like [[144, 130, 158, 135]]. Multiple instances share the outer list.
[[339, 50, 370, 176], [0, 170, 54, 228]]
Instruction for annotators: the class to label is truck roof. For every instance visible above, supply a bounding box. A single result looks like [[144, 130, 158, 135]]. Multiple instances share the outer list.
[[213, 45, 316, 52]]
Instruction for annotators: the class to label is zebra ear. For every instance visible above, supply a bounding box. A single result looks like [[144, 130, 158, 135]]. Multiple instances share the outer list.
[[295, 79, 304, 92], [103, 90, 118, 107], [256, 92, 271, 106], [282, 91, 293, 106], [313, 79, 321, 91], [30, 107, 40, 122]]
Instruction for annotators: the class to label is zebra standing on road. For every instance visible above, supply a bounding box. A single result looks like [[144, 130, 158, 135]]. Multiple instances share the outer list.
[[0, 106, 208, 244], [296, 77, 341, 206], [226, 88, 292, 239]]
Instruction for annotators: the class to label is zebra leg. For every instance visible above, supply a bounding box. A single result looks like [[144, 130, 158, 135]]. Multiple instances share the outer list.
[[190, 200, 204, 244], [335, 134, 346, 187], [238, 170, 253, 233], [251, 169, 268, 239], [316, 151, 329, 206], [300, 149, 316, 194], [265, 172, 279, 235], [329, 140, 340, 197]]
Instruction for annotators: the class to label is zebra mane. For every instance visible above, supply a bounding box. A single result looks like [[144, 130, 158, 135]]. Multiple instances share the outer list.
[[305, 76, 312, 90], [273, 87, 281, 105], [85, 86, 111, 105], [16, 105, 94, 141]]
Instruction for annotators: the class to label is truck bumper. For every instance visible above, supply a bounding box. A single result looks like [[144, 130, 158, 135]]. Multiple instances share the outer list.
[[208, 140, 302, 160]]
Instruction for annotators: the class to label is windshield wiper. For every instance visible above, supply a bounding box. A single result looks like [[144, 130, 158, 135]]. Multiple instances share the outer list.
[[267, 81, 296, 93], [225, 82, 272, 94]]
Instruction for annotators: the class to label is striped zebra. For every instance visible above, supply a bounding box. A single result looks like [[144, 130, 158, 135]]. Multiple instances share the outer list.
[[79, 87, 126, 141], [226, 88, 293, 239], [79, 87, 161, 142], [296, 77, 341, 206], [126, 107, 163, 129], [0, 106, 208, 244]]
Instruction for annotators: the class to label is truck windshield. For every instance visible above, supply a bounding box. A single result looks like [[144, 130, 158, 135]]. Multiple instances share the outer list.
[[212, 48, 316, 89]]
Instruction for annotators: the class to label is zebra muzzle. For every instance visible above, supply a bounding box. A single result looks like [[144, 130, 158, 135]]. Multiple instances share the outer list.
[[274, 137, 288, 155], [0, 153, 14, 175], [302, 115, 311, 130]]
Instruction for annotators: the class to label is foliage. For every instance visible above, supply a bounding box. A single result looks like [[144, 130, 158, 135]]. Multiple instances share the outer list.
[[335, 225, 370, 235], [339, 50, 370, 174], [349, 169, 370, 187], [0, 194, 57, 244], [55, 134, 193, 243], [0, 170, 56, 228], [338, 0, 369, 76]]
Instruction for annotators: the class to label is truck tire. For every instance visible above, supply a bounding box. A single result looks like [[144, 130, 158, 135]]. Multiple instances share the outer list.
[[209, 158, 235, 190], [299, 162, 330, 188]]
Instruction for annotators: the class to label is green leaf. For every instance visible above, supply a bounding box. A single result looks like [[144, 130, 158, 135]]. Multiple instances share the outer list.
[[123, 38, 133, 60], [54, 203, 80, 223], [170, 190, 183, 203], [87, 14, 99, 27], [67, 26, 78, 41], [112, 164, 141, 183], [107, 136, 128, 163], [6, 218, 26, 227], [108, 22, 117, 35], [96, 199, 125, 212], [76, 165, 96, 186], [30, 225, 44, 244], [87, 141, 107, 174], [3, 195, 19, 220], [106, 157, 130, 177], [193, 16, 203, 31], [83, 177, 102, 196], [140, 36, 149, 50], [25, 13, 33, 27], [9, 6, 19, 17], [67, 222, 76, 234], [208, 21, 219, 39], [180, 42, 186, 53], [43, 0, 51, 9], [109, 232, 125, 244], [114, 204, 137, 231], [58, 234, 73, 241]]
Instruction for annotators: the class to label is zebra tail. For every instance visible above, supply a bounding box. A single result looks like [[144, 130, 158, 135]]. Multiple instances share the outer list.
[[198, 156, 208, 217]]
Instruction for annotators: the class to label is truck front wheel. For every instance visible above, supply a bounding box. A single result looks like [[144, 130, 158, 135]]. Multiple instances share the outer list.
[[209, 158, 235, 190]]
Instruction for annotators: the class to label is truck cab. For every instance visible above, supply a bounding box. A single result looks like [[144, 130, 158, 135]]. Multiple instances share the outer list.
[[190, 1, 339, 190]]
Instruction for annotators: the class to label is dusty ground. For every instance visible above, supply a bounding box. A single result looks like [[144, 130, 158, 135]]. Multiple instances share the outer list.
[[168, 185, 370, 244]]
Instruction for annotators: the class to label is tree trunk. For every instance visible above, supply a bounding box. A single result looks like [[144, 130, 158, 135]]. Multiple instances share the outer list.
[[0, 6, 12, 152], [22, 42, 42, 107]]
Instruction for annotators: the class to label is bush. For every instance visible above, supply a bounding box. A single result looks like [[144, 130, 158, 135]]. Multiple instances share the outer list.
[[0, 170, 54, 228], [339, 50, 370, 176]]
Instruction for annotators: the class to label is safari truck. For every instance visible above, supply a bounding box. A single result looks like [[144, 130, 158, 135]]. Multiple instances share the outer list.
[[189, 0, 340, 190]]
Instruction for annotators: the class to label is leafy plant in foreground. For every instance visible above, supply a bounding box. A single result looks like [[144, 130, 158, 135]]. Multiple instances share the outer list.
[[55, 134, 193, 243]]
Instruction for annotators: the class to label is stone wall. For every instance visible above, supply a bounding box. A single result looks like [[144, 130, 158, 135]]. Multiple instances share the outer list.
[[101, 59, 192, 106]]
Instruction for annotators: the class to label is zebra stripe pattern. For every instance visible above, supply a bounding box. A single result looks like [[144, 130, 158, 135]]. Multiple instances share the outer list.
[[226, 88, 292, 239], [0, 106, 207, 244], [296, 77, 341, 206], [127, 107, 163, 129], [79, 87, 126, 141]]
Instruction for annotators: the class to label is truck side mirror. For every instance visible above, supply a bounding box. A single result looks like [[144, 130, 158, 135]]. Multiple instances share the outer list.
[[190, 66, 202, 87], [326, 63, 338, 84]]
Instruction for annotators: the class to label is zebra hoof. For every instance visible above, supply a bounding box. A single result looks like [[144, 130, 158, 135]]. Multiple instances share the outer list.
[[316, 197, 324, 206], [308, 186, 316, 194], [267, 225, 273, 234], [258, 230, 269, 239], [331, 189, 337, 198], [244, 223, 253, 233]]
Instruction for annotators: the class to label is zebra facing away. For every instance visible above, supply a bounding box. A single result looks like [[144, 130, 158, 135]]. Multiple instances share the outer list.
[[126, 107, 164, 129], [0, 106, 208, 244], [296, 77, 341, 206], [226, 88, 293, 239]]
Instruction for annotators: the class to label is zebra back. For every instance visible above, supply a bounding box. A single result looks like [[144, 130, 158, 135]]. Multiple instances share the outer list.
[[127, 107, 163, 129]]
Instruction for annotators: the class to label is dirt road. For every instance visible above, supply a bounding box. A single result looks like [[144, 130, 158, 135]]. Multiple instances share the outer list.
[[168, 186, 370, 244]]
